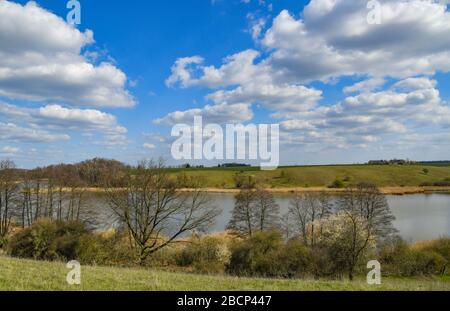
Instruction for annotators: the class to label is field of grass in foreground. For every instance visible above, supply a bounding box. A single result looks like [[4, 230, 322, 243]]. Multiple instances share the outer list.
[[1, 256, 449, 291]]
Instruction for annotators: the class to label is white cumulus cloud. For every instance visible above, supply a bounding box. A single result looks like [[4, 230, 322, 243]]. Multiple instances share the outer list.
[[0, 0, 135, 108]]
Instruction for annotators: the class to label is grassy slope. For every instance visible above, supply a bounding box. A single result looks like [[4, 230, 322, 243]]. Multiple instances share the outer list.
[[1, 256, 449, 291], [171, 165, 450, 188]]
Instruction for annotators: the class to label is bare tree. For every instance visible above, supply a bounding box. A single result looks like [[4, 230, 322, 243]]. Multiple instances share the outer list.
[[227, 188, 257, 236], [253, 187, 280, 232], [104, 160, 220, 264], [63, 167, 86, 222], [19, 171, 32, 227], [339, 182, 397, 240], [227, 186, 280, 236], [0, 160, 19, 246], [285, 192, 333, 245], [333, 183, 397, 280]]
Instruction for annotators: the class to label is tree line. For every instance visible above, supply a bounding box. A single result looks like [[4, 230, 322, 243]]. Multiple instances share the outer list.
[[0, 159, 108, 246], [0, 159, 220, 264]]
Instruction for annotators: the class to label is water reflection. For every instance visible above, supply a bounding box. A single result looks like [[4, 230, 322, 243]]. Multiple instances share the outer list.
[[88, 193, 450, 242], [206, 193, 450, 242]]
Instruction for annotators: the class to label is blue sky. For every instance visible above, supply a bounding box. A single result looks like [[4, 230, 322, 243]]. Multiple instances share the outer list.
[[1, 0, 450, 168]]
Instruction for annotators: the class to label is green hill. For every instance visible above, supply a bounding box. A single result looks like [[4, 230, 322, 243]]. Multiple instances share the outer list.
[[171, 165, 450, 189]]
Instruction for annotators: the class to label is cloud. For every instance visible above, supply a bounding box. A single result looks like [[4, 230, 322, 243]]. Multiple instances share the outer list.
[[0, 102, 126, 135], [262, 1, 450, 82], [207, 83, 322, 112], [343, 78, 386, 94], [280, 77, 450, 149], [162, 0, 450, 156], [166, 0, 450, 106], [0, 1, 135, 108], [246, 13, 267, 40], [154, 102, 253, 125], [167, 50, 269, 88], [392, 77, 437, 92], [0, 101, 129, 147], [166, 49, 323, 113], [143, 143, 156, 150], [165, 56, 204, 88], [0, 122, 70, 143], [0, 146, 20, 156], [143, 132, 166, 143]]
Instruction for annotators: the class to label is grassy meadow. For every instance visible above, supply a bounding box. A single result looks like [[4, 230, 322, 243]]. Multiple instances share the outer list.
[[169, 164, 450, 189], [1, 256, 449, 291]]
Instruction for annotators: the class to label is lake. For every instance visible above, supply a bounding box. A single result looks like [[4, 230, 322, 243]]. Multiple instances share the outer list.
[[206, 193, 450, 242], [90, 192, 450, 242]]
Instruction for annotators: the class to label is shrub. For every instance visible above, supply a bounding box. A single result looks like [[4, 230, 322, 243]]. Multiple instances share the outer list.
[[227, 231, 313, 278], [227, 231, 283, 277], [8, 220, 91, 262], [146, 246, 180, 267], [55, 221, 88, 259], [93, 230, 137, 266], [273, 239, 312, 278], [433, 180, 450, 187], [76, 234, 109, 265], [308, 246, 337, 278], [380, 239, 415, 276], [7, 227, 39, 259], [425, 238, 450, 262], [412, 250, 446, 275], [176, 235, 231, 274], [414, 238, 450, 275], [379, 239, 447, 276], [329, 179, 345, 189]]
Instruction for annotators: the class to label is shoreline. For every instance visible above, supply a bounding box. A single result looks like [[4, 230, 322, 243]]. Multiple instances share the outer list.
[[181, 186, 450, 195], [64, 186, 450, 195]]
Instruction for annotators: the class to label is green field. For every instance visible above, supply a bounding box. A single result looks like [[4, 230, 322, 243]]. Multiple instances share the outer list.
[[1, 256, 449, 291], [171, 165, 450, 188]]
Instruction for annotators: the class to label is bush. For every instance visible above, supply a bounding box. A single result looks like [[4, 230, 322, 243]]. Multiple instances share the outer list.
[[86, 230, 137, 266], [379, 239, 447, 276], [329, 179, 345, 189], [227, 231, 282, 277], [273, 239, 312, 278], [433, 180, 450, 187], [7, 227, 40, 259], [415, 238, 450, 275], [308, 246, 338, 278], [227, 231, 313, 278], [412, 250, 446, 275], [8, 220, 91, 262], [176, 235, 231, 274], [424, 238, 450, 262], [76, 234, 109, 265]]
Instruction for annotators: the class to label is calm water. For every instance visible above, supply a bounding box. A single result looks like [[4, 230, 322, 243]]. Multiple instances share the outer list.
[[91, 193, 450, 242], [206, 193, 450, 242]]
